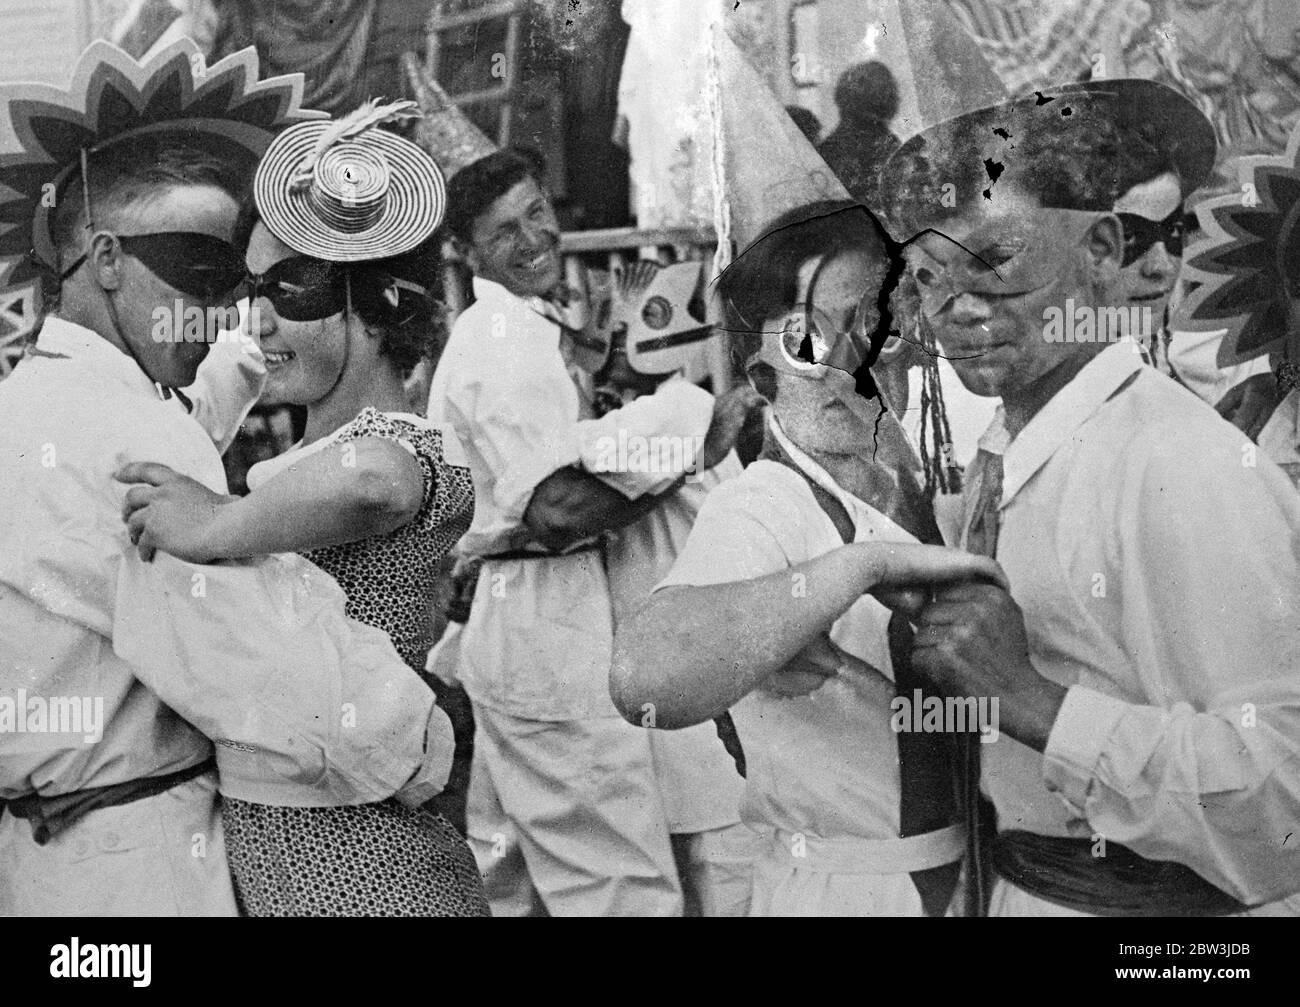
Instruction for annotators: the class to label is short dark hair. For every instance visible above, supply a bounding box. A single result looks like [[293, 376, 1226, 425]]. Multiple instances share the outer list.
[[349, 238, 447, 375], [880, 100, 1124, 235], [52, 137, 248, 268], [718, 199, 890, 397], [444, 149, 544, 244], [1114, 127, 1181, 200]]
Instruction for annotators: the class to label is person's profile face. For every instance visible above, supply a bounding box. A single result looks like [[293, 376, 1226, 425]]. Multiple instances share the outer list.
[[111, 183, 240, 388], [244, 221, 351, 408], [465, 176, 562, 298]]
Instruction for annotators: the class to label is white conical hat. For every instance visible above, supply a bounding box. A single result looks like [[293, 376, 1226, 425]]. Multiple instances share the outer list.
[[864, 0, 1008, 140], [401, 53, 498, 178], [706, 23, 851, 258]]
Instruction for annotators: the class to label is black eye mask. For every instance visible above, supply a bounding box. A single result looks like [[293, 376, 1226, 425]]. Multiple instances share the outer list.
[[1117, 207, 1186, 266], [245, 256, 347, 321], [63, 231, 247, 302]]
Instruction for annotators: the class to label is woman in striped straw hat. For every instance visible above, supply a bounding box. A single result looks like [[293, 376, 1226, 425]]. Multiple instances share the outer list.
[[121, 100, 489, 916]]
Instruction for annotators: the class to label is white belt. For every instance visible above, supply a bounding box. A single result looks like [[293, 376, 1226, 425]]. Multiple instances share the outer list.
[[764, 824, 966, 875]]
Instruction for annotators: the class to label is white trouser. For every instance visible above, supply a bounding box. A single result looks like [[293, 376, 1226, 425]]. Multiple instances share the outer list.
[[673, 822, 760, 917], [0, 773, 237, 916], [466, 703, 683, 917]]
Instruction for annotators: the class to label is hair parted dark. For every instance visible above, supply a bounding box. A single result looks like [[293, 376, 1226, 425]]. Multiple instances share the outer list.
[[348, 237, 447, 375], [717, 199, 890, 398], [879, 101, 1125, 234], [51, 136, 248, 267], [443, 148, 545, 244], [1113, 125, 1181, 200]]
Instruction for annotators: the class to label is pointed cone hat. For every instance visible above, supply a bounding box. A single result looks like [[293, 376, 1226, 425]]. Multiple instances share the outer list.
[[0, 38, 325, 373], [707, 23, 851, 258], [402, 53, 498, 178], [863, 0, 1009, 141], [706, 24, 936, 519]]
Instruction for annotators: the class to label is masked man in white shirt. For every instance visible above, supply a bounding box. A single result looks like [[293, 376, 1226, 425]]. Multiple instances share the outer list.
[[879, 86, 1300, 916], [428, 149, 751, 916], [0, 42, 455, 916]]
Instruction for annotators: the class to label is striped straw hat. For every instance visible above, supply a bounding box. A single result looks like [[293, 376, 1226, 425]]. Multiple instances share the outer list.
[[254, 99, 446, 262]]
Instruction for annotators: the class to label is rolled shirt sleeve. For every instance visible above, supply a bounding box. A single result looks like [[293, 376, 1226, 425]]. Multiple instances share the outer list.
[[577, 377, 715, 498], [112, 550, 454, 808]]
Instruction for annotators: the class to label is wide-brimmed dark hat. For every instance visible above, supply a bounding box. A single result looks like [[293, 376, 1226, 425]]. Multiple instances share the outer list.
[[880, 88, 1119, 213], [254, 100, 447, 263], [880, 79, 1216, 217], [1050, 78, 1217, 197]]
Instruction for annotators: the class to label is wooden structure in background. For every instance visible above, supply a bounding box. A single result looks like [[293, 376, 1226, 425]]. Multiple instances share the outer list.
[[422, 0, 528, 147]]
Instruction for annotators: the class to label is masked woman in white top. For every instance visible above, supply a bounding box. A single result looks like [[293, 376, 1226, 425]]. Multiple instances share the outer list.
[[611, 201, 1006, 916], [119, 103, 487, 916]]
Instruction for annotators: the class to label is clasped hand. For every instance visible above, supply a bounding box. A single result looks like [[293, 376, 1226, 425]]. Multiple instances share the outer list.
[[113, 461, 236, 563]]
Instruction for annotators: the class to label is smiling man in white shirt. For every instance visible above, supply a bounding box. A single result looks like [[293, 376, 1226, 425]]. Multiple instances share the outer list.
[[428, 149, 750, 916], [880, 84, 1300, 915]]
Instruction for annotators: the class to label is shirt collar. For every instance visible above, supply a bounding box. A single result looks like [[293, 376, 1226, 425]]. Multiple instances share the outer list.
[[977, 405, 1011, 455], [34, 316, 163, 401], [470, 275, 518, 304], [1000, 341, 1146, 506], [471, 274, 562, 328]]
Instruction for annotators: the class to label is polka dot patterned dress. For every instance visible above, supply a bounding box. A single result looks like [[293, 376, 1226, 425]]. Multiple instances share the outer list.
[[223, 407, 488, 917]]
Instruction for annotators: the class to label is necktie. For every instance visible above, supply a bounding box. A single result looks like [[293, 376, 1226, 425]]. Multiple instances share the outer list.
[[956, 446, 1005, 916], [964, 447, 1004, 558], [884, 479, 964, 918]]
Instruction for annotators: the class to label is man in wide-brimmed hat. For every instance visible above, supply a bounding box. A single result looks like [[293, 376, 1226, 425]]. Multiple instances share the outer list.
[[0, 41, 458, 916], [878, 82, 1300, 916]]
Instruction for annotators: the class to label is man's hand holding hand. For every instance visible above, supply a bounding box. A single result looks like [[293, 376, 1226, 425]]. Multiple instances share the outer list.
[[912, 582, 1066, 751]]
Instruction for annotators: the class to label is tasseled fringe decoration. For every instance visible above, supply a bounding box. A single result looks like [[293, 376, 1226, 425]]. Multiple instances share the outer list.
[[917, 316, 962, 498]]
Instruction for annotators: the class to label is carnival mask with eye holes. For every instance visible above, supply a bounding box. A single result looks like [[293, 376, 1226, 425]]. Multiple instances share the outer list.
[[906, 208, 1107, 316], [565, 260, 714, 376]]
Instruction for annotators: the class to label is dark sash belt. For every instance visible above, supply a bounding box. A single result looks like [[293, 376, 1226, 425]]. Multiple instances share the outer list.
[[481, 541, 603, 562], [993, 829, 1249, 917], [6, 758, 217, 846]]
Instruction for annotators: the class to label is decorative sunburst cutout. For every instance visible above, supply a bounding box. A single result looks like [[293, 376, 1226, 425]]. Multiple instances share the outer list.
[[1180, 121, 1300, 368], [0, 38, 325, 370], [0, 288, 34, 378]]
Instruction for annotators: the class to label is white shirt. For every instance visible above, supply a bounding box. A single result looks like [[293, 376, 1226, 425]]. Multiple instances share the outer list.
[[428, 276, 713, 721], [604, 453, 747, 833], [979, 341, 1300, 906], [657, 415, 916, 843], [184, 312, 267, 456], [0, 318, 452, 806]]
